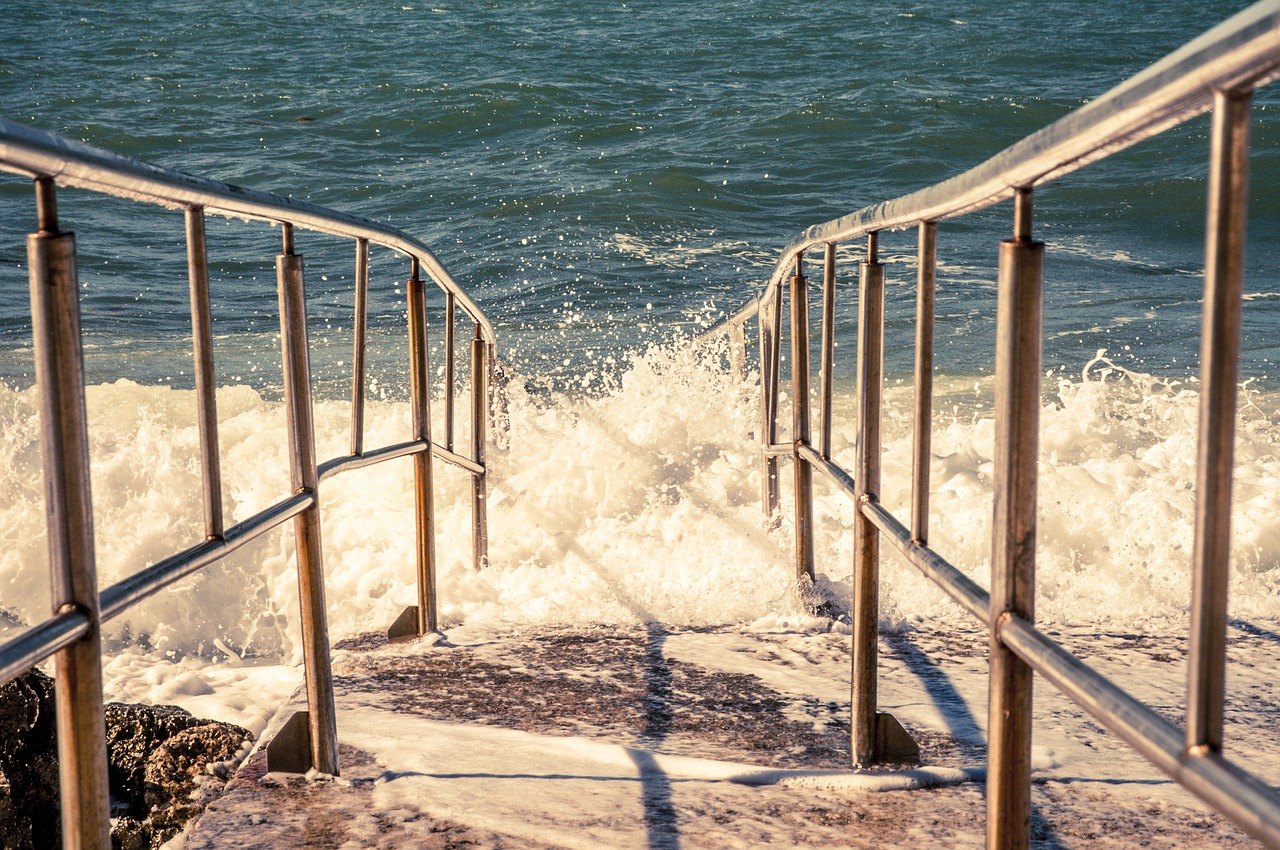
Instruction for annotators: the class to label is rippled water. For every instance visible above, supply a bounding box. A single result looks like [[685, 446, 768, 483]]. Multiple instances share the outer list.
[[1, 0, 1276, 388], [1, 1, 1279, 652]]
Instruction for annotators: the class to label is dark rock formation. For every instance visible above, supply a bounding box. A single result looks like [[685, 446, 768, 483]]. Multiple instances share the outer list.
[[0, 668, 60, 850], [137, 720, 247, 846], [0, 669, 251, 850]]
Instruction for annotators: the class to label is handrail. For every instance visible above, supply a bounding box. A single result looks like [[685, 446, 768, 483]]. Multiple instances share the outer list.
[[0, 122, 497, 848], [98, 493, 314, 622], [0, 609, 91, 686], [0, 118, 495, 347], [711, 2, 1280, 849], [710, 0, 1280, 335]]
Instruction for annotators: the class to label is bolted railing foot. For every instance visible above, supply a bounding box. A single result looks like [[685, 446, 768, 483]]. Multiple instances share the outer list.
[[388, 605, 431, 643], [266, 710, 318, 774], [874, 712, 921, 764]]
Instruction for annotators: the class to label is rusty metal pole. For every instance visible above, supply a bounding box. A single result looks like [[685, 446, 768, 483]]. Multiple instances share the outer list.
[[445, 292, 456, 453], [186, 206, 224, 540], [728, 319, 747, 383], [791, 254, 815, 587], [760, 288, 782, 518], [912, 221, 937, 543], [29, 177, 113, 850], [851, 232, 885, 766], [351, 238, 369, 457], [408, 260, 439, 633], [988, 189, 1043, 850], [275, 224, 340, 776], [819, 243, 837, 460], [471, 324, 489, 571], [385, 260, 441, 640], [1187, 88, 1251, 757]]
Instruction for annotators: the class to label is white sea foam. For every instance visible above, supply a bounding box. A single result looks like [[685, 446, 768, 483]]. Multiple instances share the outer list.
[[2, 342, 1278, 663]]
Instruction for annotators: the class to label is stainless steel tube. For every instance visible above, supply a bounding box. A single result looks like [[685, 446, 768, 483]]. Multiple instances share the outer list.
[[1000, 614, 1280, 847], [851, 233, 885, 766], [186, 206, 224, 539], [471, 325, 489, 571], [987, 189, 1043, 850], [29, 178, 113, 850], [796, 443, 856, 499], [277, 245, 340, 777], [819, 243, 836, 460], [407, 263, 439, 633], [790, 255, 815, 584], [0, 609, 91, 688], [758, 302, 770, 513], [445, 292, 456, 453], [435, 443, 484, 475], [0, 118, 497, 347], [1188, 87, 1252, 754], [100, 493, 313, 622], [728, 318, 747, 381], [860, 500, 991, 625], [351, 238, 369, 457], [760, 289, 782, 517], [319, 441, 429, 481], [912, 222, 937, 544], [701, 2, 1280, 346]]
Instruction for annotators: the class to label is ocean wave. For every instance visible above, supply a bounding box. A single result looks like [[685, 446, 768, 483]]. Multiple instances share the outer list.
[[2, 343, 1278, 660]]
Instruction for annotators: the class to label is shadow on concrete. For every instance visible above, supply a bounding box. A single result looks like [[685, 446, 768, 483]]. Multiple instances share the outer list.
[[883, 631, 1070, 849]]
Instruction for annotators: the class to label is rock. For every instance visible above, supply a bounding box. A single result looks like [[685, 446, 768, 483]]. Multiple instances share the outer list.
[[0, 668, 61, 850], [104, 703, 237, 814], [106, 705, 250, 849], [110, 816, 151, 850], [0, 669, 251, 850], [141, 722, 248, 846]]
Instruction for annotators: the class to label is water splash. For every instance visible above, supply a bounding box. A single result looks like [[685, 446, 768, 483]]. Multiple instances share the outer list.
[[2, 343, 1278, 661]]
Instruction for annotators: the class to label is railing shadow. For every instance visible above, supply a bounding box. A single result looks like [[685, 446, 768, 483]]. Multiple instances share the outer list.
[[1230, 618, 1280, 645], [883, 631, 1069, 849], [882, 632, 985, 750], [520, 503, 683, 849], [632, 622, 681, 849]]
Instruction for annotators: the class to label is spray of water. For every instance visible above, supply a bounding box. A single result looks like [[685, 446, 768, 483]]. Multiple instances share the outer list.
[[2, 343, 1277, 662]]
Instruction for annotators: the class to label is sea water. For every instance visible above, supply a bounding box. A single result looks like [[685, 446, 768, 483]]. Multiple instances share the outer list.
[[0, 0, 1278, 661]]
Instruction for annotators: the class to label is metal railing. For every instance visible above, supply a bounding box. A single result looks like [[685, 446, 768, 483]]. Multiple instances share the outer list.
[[706, 2, 1280, 848], [0, 119, 495, 849]]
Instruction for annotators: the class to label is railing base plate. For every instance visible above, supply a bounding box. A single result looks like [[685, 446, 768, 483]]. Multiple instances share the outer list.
[[388, 606, 424, 643], [266, 710, 314, 774], [876, 712, 921, 764]]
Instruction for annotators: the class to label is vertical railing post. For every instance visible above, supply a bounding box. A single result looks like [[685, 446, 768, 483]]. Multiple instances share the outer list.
[[912, 222, 937, 543], [851, 232, 885, 766], [271, 223, 340, 776], [487, 339, 505, 448], [29, 177, 112, 850], [445, 292, 456, 453], [988, 188, 1043, 850], [407, 259, 439, 635], [791, 253, 815, 587], [351, 238, 369, 457], [186, 206, 224, 539], [1187, 88, 1251, 757], [819, 243, 836, 460], [471, 324, 489, 571], [728, 319, 747, 383], [759, 287, 782, 518]]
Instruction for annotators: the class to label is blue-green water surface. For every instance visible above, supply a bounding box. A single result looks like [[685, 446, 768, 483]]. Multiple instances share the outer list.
[[0, 0, 1276, 390]]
